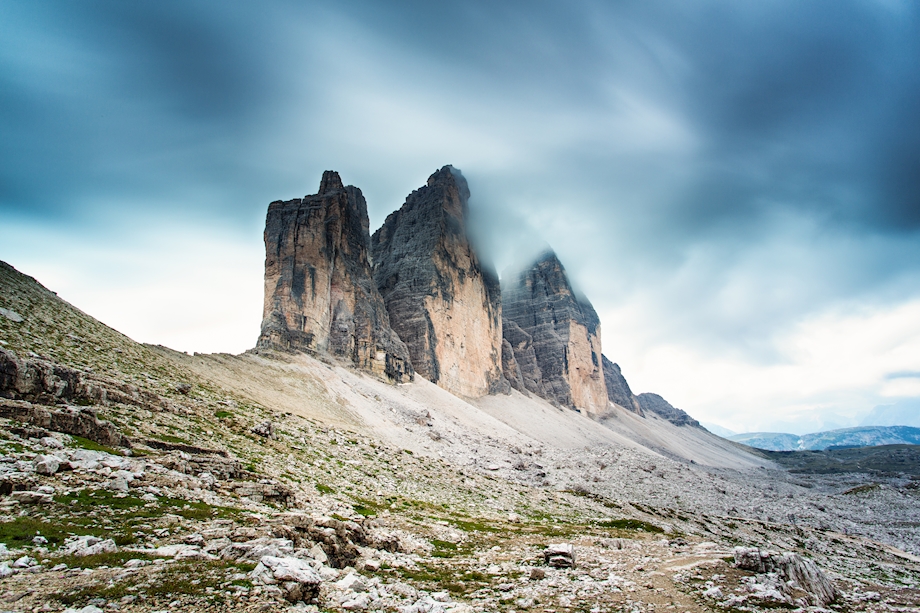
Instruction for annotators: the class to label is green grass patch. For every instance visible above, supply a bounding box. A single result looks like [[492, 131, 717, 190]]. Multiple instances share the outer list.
[[430, 539, 460, 558], [52, 559, 252, 606], [55, 488, 242, 526], [66, 434, 122, 455], [597, 518, 664, 533], [214, 410, 232, 419], [0, 517, 96, 549], [316, 483, 335, 494], [46, 551, 156, 569]]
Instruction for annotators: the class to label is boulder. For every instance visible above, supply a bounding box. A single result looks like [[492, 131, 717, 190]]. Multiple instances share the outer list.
[[11, 490, 53, 504], [251, 420, 274, 438], [33, 454, 60, 475], [371, 166, 504, 398], [251, 555, 322, 603], [62, 535, 117, 556], [733, 547, 836, 606], [544, 543, 576, 568]]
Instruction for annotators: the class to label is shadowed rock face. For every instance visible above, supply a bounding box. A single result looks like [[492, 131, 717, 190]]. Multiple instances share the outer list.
[[636, 392, 701, 427], [371, 166, 505, 398], [501, 338, 527, 394], [502, 319, 545, 397], [502, 251, 608, 415], [258, 171, 413, 383], [602, 356, 643, 416]]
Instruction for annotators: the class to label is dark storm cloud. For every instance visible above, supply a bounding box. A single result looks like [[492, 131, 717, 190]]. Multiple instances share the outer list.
[[0, 1, 292, 221], [2, 0, 919, 369]]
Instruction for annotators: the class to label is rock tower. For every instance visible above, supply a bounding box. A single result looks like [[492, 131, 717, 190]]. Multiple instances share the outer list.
[[371, 166, 505, 398], [502, 250, 608, 414], [258, 171, 413, 382]]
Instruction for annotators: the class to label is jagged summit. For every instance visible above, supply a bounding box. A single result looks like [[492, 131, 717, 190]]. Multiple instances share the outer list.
[[371, 166, 504, 398], [257, 172, 412, 382], [501, 248, 607, 414], [318, 170, 345, 195]]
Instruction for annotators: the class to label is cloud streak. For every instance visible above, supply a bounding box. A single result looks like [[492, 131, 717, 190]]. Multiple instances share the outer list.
[[1, 0, 918, 431]]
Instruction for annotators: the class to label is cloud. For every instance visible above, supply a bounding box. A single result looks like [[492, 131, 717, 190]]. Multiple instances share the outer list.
[[1, 0, 919, 432]]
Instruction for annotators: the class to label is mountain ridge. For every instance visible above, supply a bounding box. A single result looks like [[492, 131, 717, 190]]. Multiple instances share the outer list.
[[729, 425, 920, 451]]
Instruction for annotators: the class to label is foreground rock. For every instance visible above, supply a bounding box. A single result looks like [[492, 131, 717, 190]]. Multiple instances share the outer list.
[[371, 166, 504, 397], [734, 546, 837, 606], [0, 395, 130, 448], [250, 555, 322, 603], [258, 171, 413, 382], [544, 543, 576, 568], [502, 250, 607, 414]]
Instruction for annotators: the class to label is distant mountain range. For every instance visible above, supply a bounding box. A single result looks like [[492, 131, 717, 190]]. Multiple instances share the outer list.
[[728, 426, 920, 451]]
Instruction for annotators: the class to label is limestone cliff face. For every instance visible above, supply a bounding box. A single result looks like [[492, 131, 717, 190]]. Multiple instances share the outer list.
[[636, 393, 701, 427], [502, 251, 608, 414], [602, 356, 644, 416], [258, 171, 413, 382], [502, 319, 545, 397], [370, 166, 504, 398]]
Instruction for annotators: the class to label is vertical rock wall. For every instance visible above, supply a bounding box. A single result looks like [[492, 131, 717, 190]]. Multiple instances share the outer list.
[[258, 171, 413, 382], [371, 166, 504, 398], [602, 356, 644, 416], [502, 251, 608, 415]]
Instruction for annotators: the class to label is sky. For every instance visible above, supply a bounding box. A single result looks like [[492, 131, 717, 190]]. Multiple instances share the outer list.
[[1, 0, 919, 434]]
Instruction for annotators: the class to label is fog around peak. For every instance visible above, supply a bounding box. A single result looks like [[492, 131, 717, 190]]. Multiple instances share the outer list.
[[1, 0, 919, 433]]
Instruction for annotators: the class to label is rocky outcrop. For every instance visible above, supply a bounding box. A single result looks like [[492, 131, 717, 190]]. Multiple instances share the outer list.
[[258, 171, 412, 383], [502, 251, 608, 414], [636, 393, 701, 427], [602, 356, 643, 416], [0, 399, 131, 448], [371, 166, 504, 398], [734, 547, 837, 606]]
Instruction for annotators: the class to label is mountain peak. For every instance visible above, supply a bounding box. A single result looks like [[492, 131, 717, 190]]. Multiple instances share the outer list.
[[318, 170, 344, 195]]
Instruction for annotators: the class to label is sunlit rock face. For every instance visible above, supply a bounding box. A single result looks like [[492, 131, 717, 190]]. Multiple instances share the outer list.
[[258, 171, 413, 382], [602, 356, 644, 416], [502, 251, 608, 415], [371, 166, 504, 398]]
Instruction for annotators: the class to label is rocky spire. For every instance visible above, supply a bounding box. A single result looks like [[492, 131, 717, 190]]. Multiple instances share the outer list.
[[257, 171, 413, 382], [502, 249, 608, 414], [371, 165, 505, 398]]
